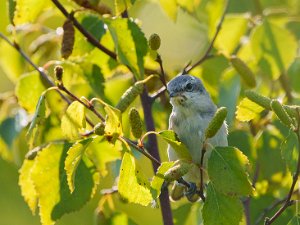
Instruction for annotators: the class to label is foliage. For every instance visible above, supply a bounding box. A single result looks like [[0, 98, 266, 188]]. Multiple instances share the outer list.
[[0, 0, 300, 225]]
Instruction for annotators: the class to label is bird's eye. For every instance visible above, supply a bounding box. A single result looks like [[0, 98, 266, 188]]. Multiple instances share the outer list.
[[185, 83, 193, 91]]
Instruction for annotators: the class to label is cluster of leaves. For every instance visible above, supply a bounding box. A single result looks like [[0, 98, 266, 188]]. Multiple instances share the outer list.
[[0, 0, 300, 225]]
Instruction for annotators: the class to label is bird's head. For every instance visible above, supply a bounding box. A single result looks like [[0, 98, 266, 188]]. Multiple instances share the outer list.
[[167, 74, 216, 113]]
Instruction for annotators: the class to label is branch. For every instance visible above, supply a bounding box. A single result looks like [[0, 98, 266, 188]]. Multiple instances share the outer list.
[[185, 1, 229, 73], [0, 32, 74, 107], [51, 0, 117, 60], [198, 145, 207, 202], [264, 109, 300, 225]]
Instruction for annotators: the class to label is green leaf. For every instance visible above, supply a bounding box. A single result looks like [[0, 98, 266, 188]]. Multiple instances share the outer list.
[[105, 18, 148, 80], [150, 161, 175, 199], [157, 130, 192, 160], [251, 19, 297, 79], [281, 132, 298, 174], [8, 0, 16, 25], [159, 0, 178, 21], [208, 146, 253, 196], [85, 136, 122, 176], [215, 14, 248, 55], [104, 104, 122, 143], [65, 138, 93, 193], [236, 97, 264, 122], [61, 101, 86, 140], [80, 63, 105, 98], [30, 142, 99, 225], [26, 94, 46, 149], [14, 0, 48, 25], [15, 71, 48, 113], [202, 183, 243, 225], [19, 159, 38, 214], [72, 12, 106, 57], [118, 151, 153, 206], [287, 215, 300, 225]]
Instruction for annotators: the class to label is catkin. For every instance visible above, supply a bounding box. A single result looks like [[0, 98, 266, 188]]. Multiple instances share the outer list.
[[230, 56, 256, 88], [129, 108, 143, 139], [271, 100, 294, 128], [61, 19, 75, 59], [244, 90, 272, 110], [205, 107, 227, 139]]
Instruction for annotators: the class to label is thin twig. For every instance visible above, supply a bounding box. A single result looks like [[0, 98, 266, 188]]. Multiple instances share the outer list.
[[0, 32, 71, 104], [58, 84, 105, 122], [150, 86, 167, 103], [255, 189, 299, 225], [264, 109, 300, 225], [185, 1, 229, 73], [51, 0, 117, 60], [156, 54, 167, 89]]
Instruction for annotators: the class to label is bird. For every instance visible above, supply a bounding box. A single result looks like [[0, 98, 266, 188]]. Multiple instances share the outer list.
[[167, 74, 228, 201]]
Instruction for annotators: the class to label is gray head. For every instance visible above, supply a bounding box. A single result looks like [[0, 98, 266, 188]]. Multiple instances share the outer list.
[[167, 74, 216, 113]]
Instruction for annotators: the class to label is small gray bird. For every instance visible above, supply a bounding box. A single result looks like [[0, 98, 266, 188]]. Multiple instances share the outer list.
[[167, 74, 228, 201]]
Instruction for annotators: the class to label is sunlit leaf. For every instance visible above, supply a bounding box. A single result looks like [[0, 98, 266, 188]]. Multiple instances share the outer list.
[[150, 161, 175, 199], [61, 101, 86, 140], [105, 18, 148, 80], [208, 146, 253, 196], [202, 183, 243, 225], [109, 212, 138, 225], [159, 0, 178, 21], [157, 130, 192, 160], [85, 136, 121, 176], [114, 0, 134, 15], [104, 104, 122, 143], [19, 159, 38, 214], [26, 94, 46, 149], [215, 14, 248, 55], [236, 97, 264, 122], [118, 151, 153, 206], [30, 142, 99, 225], [15, 71, 48, 113], [65, 138, 93, 193], [14, 0, 48, 25], [251, 19, 297, 79]]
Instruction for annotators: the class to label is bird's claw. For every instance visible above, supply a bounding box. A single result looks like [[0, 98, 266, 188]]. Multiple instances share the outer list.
[[184, 182, 197, 198]]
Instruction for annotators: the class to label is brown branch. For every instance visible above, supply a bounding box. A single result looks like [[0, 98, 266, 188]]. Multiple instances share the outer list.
[[156, 54, 167, 89], [51, 0, 117, 60], [264, 109, 300, 225], [198, 145, 207, 202], [185, 1, 229, 73]]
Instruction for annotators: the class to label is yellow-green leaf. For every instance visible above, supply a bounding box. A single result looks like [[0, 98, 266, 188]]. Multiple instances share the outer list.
[[15, 71, 48, 113], [105, 18, 148, 80], [19, 159, 38, 214], [114, 0, 133, 15], [118, 152, 153, 206], [202, 183, 243, 225], [26, 94, 46, 149], [208, 146, 253, 196], [14, 0, 48, 25], [65, 138, 93, 193], [158, 130, 192, 160], [151, 161, 175, 199], [30, 142, 99, 225], [104, 104, 122, 143], [236, 97, 264, 122], [159, 0, 178, 21], [61, 101, 86, 140]]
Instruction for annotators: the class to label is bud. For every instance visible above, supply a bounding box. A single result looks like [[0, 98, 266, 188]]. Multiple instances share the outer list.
[[94, 122, 105, 136], [129, 108, 143, 139], [61, 19, 75, 59], [186, 193, 200, 202], [148, 33, 161, 51], [230, 56, 256, 88], [164, 160, 192, 182], [271, 100, 294, 128], [54, 66, 64, 81], [170, 183, 185, 201], [205, 107, 227, 139], [244, 90, 272, 110]]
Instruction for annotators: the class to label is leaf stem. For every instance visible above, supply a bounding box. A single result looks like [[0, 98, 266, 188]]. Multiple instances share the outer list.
[[198, 145, 207, 202], [185, 0, 229, 73]]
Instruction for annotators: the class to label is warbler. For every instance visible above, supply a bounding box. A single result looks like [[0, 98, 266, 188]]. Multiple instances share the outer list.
[[167, 74, 228, 201]]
